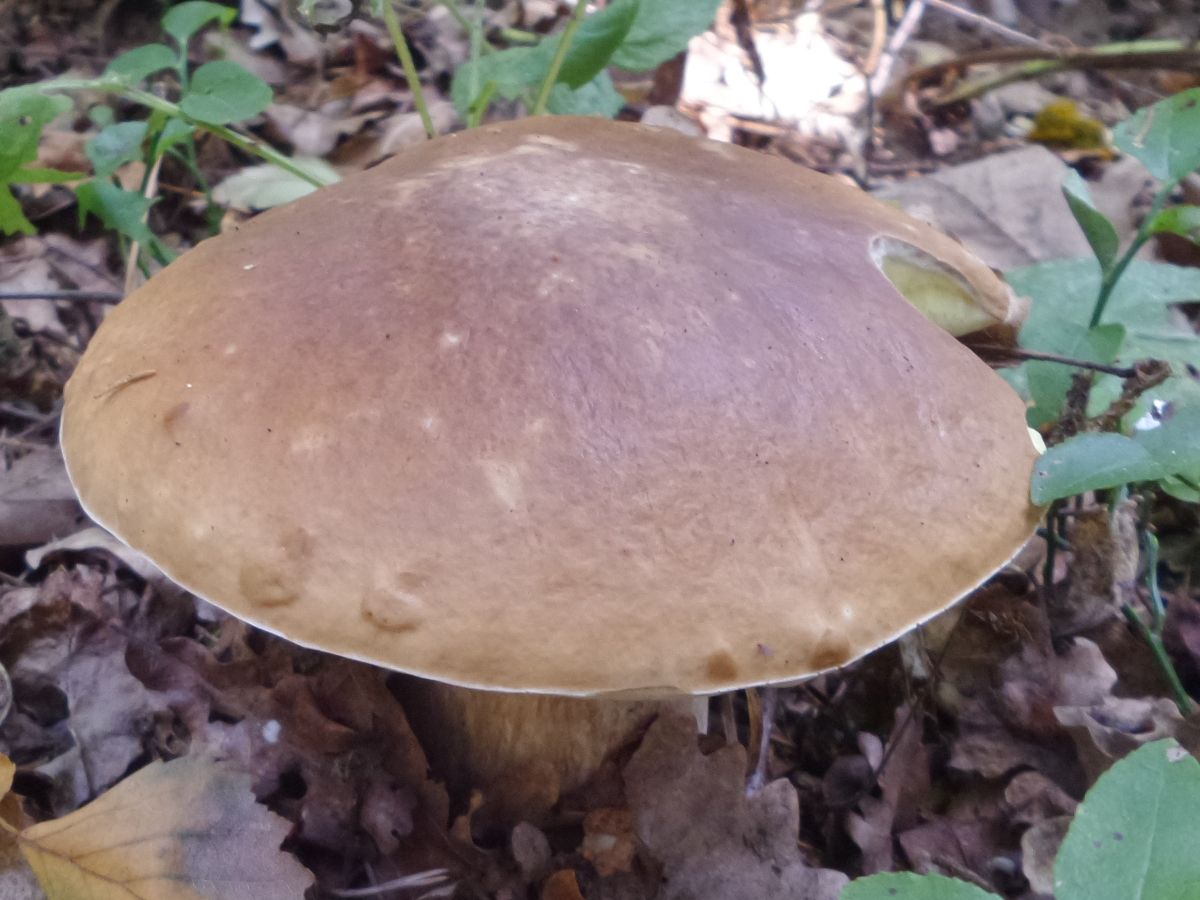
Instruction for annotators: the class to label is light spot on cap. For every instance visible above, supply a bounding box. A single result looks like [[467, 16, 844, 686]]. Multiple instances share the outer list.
[[841, 604, 855, 620], [439, 331, 463, 349], [362, 575, 428, 631], [224, 344, 238, 356], [481, 459, 524, 510], [290, 426, 333, 455]]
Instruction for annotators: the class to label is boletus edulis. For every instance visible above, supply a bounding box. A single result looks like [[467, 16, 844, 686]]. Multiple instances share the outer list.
[[61, 116, 1042, 804]]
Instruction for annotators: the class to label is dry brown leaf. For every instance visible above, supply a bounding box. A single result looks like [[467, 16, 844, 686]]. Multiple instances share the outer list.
[[1020, 816, 1072, 895], [18, 755, 313, 899], [0, 450, 82, 549], [1, 754, 12, 798], [624, 713, 847, 900], [581, 807, 636, 877]]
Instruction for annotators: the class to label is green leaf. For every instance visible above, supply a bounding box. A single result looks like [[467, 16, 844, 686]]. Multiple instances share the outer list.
[[105, 43, 176, 83], [547, 72, 625, 117], [841, 872, 1001, 900], [1147, 204, 1200, 242], [1135, 401, 1200, 483], [162, 1, 236, 47], [451, 0, 638, 117], [1023, 320, 1124, 429], [0, 86, 73, 180], [0, 185, 35, 236], [156, 117, 196, 155], [451, 46, 545, 119], [1032, 432, 1163, 503], [75, 180, 177, 265], [86, 121, 148, 177], [553, 0, 638, 89], [212, 158, 340, 210], [1112, 87, 1200, 185], [1056, 740, 1200, 900], [1007, 258, 1200, 424], [1062, 169, 1119, 271], [179, 61, 273, 125], [611, 0, 723, 71]]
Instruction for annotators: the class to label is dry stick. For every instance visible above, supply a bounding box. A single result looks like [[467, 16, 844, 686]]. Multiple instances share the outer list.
[[910, 40, 1199, 106], [0, 290, 122, 304], [973, 345, 1141, 378], [746, 685, 778, 795], [868, 0, 929, 98], [862, 0, 889, 79], [122, 153, 163, 295], [922, 0, 1050, 49]]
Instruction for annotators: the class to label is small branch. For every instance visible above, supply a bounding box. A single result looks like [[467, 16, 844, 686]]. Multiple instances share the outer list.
[[869, 0, 928, 97], [908, 39, 1200, 106], [923, 0, 1049, 48], [1092, 359, 1172, 433], [974, 345, 1140, 377], [328, 868, 451, 898], [0, 290, 122, 304], [381, 0, 436, 139], [532, 0, 591, 116]]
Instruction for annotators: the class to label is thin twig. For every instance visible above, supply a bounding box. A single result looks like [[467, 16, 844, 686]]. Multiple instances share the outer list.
[[124, 152, 163, 294], [923, 0, 1049, 48], [973, 345, 1141, 377], [869, 0, 928, 98], [0, 290, 122, 304], [328, 868, 451, 897]]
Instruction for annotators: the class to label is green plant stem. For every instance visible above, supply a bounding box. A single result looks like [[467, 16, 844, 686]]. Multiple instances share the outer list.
[[1122, 532, 1195, 717], [381, 0, 436, 139], [531, 0, 590, 116], [1089, 186, 1170, 328], [40, 76, 329, 189]]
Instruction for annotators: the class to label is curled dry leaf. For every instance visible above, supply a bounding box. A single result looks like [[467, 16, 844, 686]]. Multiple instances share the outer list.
[[17, 755, 314, 899]]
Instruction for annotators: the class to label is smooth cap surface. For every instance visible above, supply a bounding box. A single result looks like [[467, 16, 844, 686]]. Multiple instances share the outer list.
[[62, 117, 1041, 695]]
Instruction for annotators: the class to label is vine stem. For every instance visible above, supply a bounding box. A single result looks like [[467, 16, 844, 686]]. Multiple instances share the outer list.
[[1122, 532, 1196, 717], [381, 0, 436, 140], [531, 0, 590, 116], [1089, 186, 1170, 328], [38, 77, 330, 189]]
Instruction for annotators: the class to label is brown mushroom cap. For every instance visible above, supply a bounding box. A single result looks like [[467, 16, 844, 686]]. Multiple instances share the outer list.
[[61, 117, 1041, 697]]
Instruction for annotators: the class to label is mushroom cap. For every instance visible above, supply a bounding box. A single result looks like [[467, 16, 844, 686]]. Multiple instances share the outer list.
[[61, 117, 1041, 696]]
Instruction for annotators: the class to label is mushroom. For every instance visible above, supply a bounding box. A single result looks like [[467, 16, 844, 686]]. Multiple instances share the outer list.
[[61, 117, 1041, 803]]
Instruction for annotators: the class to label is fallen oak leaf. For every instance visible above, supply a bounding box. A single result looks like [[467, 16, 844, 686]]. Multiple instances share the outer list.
[[16, 755, 313, 899]]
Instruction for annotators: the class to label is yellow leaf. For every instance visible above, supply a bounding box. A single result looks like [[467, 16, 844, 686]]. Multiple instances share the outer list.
[[1027, 98, 1111, 154], [17, 756, 313, 900]]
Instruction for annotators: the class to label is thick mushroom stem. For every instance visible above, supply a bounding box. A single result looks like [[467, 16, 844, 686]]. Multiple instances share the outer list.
[[398, 679, 696, 800]]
